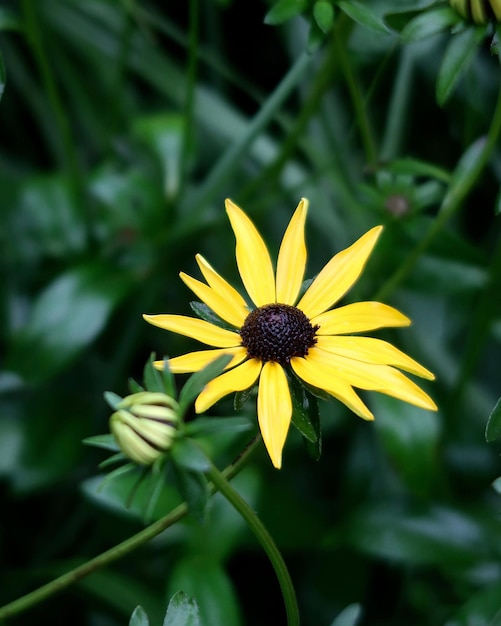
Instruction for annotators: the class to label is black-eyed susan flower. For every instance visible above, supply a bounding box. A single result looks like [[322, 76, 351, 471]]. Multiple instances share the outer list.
[[144, 199, 437, 469]]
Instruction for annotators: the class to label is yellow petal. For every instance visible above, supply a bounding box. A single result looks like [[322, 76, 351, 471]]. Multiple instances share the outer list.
[[195, 358, 262, 413], [290, 356, 374, 420], [195, 254, 249, 327], [257, 361, 292, 469], [308, 347, 437, 411], [143, 314, 240, 347], [154, 347, 248, 373], [180, 272, 245, 328], [297, 226, 383, 319], [225, 198, 276, 306], [316, 335, 435, 380], [313, 301, 411, 335], [275, 198, 308, 305]]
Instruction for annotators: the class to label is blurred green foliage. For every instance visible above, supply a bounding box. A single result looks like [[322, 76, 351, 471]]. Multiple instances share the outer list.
[[1, 1, 501, 625]]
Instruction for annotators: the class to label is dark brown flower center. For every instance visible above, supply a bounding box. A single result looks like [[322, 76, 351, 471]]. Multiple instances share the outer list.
[[240, 303, 318, 365]]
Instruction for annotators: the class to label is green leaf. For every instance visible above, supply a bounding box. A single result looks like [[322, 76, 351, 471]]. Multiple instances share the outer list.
[[343, 504, 487, 566], [178, 354, 233, 415], [495, 186, 501, 216], [171, 438, 210, 472], [173, 464, 209, 522], [443, 136, 487, 208], [168, 555, 241, 626], [372, 396, 440, 496], [184, 416, 253, 437], [387, 157, 451, 183], [0, 48, 5, 103], [0, 8, 23, 31], [485, 397, 501, 442], [128, 378, 145, 394], [492, 476, 501, 494], [436, 25, 487, 105], [7, 262, 134, 383], [264, 0, 308, 25], [143, 353, 166, 394], [233, 387, 254, 411], [313, 1, 334, 33], [129, 606, 150, 626], [160, 359, 177, 398], [82, 434, 120, 452], [163, 591, 200, 626], [288, 373, 322, 459], [104, 391, 123, 410], [99, 452, 129, 470], [329, 603, 362, 626], [337, 1, 389, 34], [400, 6, 460, 42], [189, 301, 227, 327], [133, 114, 184, 201]]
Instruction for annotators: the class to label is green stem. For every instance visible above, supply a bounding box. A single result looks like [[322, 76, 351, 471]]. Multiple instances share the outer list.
[[335, 23, 378, 168], [21, 1, 83, 210], [0, 437, 260, 622], [376, 78, 501, 302], [178, 48, 314, 230], [238, 33, 340, 204], [380, 46, 414, 162], [206, 462, 300, 626], [179, 0, 199, 198]]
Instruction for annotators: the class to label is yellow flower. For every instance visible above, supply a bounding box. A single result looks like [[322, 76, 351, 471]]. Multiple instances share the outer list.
[[144, 199, 437, 469]]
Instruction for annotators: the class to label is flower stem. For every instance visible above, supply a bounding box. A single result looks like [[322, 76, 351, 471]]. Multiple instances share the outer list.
[[0, 436, 260, 621], [206, 461, 300, 626], [376, 77, 501, 302], [334, 19, 378, 168]]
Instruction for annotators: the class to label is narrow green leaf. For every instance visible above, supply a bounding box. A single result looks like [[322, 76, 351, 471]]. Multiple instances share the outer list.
[[400, 6, 460, 42], [338, 1, 389, 34], [160, 358, 177, 398], [178, 354, 233, 415], [104, 391, 123, 410], [129, 606, 150, 626], [95, 463, 137, 493], [0, 48, 5, 103], [128, 378, 145, 394], [233, 387, 254, 411], [264, 0, 308, 25], [163, 591, 200, 626], [492, 476, 501, 494], [6, 262, 134, 383], [82, 434, 120, 452], [0, 8, 23, 31], [289, 373, 319, 444], [133, 114, 184, 200], [443, 136, 486, 207], [173, 464, 209, 522], [329, 603, 363, 626], [495, 186, 501, 215], [436, 25, 487, 105], [168, 557, 240, 626], [189, 301, 228, 327], [143, 353, 165, 394], [485, 397, 501, 442], [313, 1, 335, 33], [184, 416, 253, 437], [98, 452, 128, 470], [171, 438, 210, 472], [388, 157, 451, 183]]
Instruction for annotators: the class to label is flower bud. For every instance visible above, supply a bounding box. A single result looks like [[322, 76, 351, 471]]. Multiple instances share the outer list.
[[449, 0, 501, 24], [110, 392, 180, 465]]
